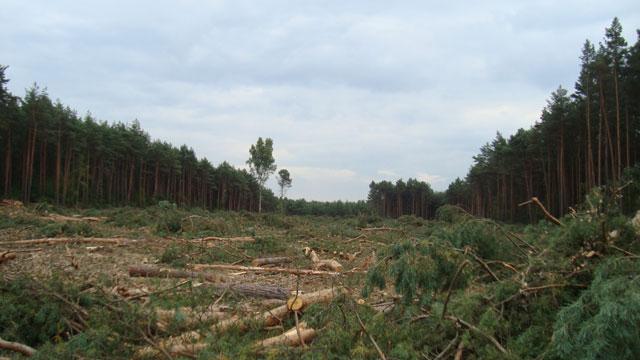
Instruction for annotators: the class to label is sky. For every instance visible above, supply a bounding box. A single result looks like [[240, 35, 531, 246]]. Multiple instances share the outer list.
[[1, 1, 639, 201]]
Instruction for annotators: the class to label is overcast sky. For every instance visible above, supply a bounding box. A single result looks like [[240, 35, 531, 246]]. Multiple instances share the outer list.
[[1, 1, 639, 200]]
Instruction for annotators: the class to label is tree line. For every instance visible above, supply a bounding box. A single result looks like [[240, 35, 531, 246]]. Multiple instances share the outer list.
[[445, 18, 640, 221], [0, 71, 278, 211], [367, 178, 444, 219]]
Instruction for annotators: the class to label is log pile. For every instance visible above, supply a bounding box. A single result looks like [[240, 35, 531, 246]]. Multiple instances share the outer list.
[[138, 287, 344, 357]]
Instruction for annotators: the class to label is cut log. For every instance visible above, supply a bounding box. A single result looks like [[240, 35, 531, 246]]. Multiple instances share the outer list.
[[128, 265, 289, 299], [303, 247, 343, 272], [2, 237, 137, 246], [251, 256, 292, 267], [129, 265, 228, 283], [43, 214, 106, 222], [191, 263, 342, 276], [141, 287, 344, 357], [156, 305, 228, 331], [217, 287, 345, 330], [256, 323, 316, 348], [0, 199, 23, 207], [0, 336, 36, 356], [192, 236, 255, 243], [216, 283, 290, 300], [359, 227, 402, 232]]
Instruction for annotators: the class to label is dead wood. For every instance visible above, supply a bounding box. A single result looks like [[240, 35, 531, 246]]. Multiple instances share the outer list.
[[129, 265, 228, 283], [191, 263, 345, 277], [303, 247, 343, 272], [215, 283, 290, 300], [43, 214, 106, 222], [0, 251, 17, 264], [251, 256, 292, 267], [446, 315, 508, 354], [518, 197, 564, 226], [454, 340, 464, 360], [359, 227, 402, 232], [2, 237, 137, 246], [355, 310, 387, 360], [255, 322, 316, 348], [0, 199, 23, 207], [129, 265, 290, 299], [156, 305, 228, 331], [192, 236, 255, 243], [141, 287, 344, 357], [0, 336, 36, 357]]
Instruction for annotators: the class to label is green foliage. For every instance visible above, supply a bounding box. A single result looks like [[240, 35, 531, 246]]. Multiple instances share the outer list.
[[0, 276, 84, 347], [551, 258, 640, 359], [364, 239, 458, 304]]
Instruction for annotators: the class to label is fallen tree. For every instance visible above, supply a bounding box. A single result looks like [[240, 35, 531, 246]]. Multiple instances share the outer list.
[[2, 237, 137, 246], [255, 322, 317, 348], [191, 263, 343, 276], [0, 336, 36, 357], [251, 256, 292, 267], [156, 305, 228, 331], [129, 265, 228, 283], [191, 236, 255, 243], [128, 265, 290, 299]]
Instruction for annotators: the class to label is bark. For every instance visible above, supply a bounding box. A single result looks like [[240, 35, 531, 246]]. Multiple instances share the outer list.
[[191, 236, 255, 243], [142, 288, 344, 357], [0, 336, 36, 357], [3, 129, 11, 197], [156, 305, 228, 331], [3, 237, 138, 246], [191, 263, 344, 277], [251, 256, 292, 267], [129, 265, 289, 299], [129, 265, 228, 284], [256, 323, 316, 348], [518, 197, 564, 227]]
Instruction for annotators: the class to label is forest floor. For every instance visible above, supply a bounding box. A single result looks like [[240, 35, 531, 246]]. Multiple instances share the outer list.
[[0, 201, 409, 359], [2, 196, 639, 359]]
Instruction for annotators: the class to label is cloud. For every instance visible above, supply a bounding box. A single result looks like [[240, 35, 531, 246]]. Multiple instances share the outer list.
[[2, 0, 639, 200], [417, 173, 447, 187]]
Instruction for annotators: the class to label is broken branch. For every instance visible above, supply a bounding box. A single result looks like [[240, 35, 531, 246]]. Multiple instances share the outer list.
[[518, 197, 564, 226]]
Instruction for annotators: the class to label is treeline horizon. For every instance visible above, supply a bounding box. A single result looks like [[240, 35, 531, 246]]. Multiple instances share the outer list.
[[0, 70, 284, 212], [0, 69, 373, 217]]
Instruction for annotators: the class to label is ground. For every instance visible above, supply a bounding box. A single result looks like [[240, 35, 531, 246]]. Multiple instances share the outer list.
[[0, 201, 407, 359]]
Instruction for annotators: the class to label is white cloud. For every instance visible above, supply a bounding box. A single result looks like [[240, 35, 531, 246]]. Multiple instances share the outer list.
[[2, 0, 639, 200], [417, 173, 447, 187]]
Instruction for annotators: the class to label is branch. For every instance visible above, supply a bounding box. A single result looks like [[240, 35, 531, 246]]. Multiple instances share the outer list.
[[518, 197, 564, 226], [354, 310, 387, 360], [0, 337, 36, 357], [446, 316, 508, 354], [442, 260, 470, 319]]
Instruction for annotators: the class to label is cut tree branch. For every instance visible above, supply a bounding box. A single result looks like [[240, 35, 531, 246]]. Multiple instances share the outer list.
[[518, 197, 564, 226], [0, 337, 36, 357]]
